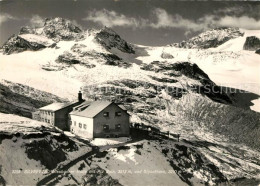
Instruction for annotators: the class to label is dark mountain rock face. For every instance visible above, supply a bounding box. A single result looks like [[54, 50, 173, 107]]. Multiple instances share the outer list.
[[244, 36, 260, 51], [2, 35, 49, 55], [57, 52, 82, 65], [95, 27, 135, 54], [19, 26, 36, 35], [168, 62, 210, 80], [141, 61, 232, 104], [43, 17, 82, 41], [25, 133, 78, 169], [172, 27, 244, 49], [82, 167, 122, 186], [161, 52, 174, 59], [256, 48, 260, 54]]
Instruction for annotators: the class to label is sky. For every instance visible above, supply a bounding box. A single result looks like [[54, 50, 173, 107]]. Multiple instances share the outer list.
[[0, 0, 260, 46]]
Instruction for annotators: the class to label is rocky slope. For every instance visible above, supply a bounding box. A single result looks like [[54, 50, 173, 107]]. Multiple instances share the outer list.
[[0, 80, 66, 117], [2, 34, 55, 55], [0, 113, 92, 185], [95, 27, 135, 54]]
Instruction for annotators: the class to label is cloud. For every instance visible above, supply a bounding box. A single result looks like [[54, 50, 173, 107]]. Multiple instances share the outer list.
[[84, 8, 260, 31], [0, 13, 15, 26], [151, 8, 260, 31], [150, 8, 204, 31], [83, 9, 146, 27], [29, 15, 45, 27], [213, 6, 245, 16], [217, 16, 260, 30], [83, 8, 208, 31]]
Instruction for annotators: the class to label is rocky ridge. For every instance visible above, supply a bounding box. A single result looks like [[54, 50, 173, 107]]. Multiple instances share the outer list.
[[1, 17, 135, 58], [171, 27, 244, 49]]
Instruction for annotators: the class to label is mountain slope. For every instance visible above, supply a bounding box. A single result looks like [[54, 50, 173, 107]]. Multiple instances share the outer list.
[[139, 29, 260, 112]]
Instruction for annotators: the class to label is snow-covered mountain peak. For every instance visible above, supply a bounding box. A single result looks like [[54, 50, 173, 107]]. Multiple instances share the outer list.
[[172, 27, 244, 49], [42, 17, 82, 40], [1, 17, 85, 54], [99, 26, 118, 35], [95, 26, 135, 54], [19, 17, 83, 41], [1, 18, 135, 57]]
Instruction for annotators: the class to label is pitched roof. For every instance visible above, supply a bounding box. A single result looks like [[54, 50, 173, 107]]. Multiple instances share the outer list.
[[70, 101, 114, 118], [118, 104, 127, 110], [39, 102, 77, 111]]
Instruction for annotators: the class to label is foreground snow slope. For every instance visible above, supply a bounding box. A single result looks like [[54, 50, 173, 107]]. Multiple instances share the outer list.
[[92, 140, 187, 186], [0, 113, 92, 185]]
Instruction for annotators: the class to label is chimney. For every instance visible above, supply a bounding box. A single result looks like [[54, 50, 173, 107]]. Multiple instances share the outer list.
[[78, 91, 83, 102]]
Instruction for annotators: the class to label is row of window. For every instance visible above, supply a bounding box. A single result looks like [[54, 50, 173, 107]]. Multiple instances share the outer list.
[[41, 118, 52, 124], [103, 111, 122, 117], [71, 121, 121, 131], [103, 124, 121, 131], [42, 111, 122, 117], [42, 111, 54, 116], [73, 121, 87, 130]]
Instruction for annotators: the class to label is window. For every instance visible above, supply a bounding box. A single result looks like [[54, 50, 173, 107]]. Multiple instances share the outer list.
[[115, 111, 122, 116], [79, 123, 82, 128], [116, 124, 121, 130], [74, 121, 76, 126], [83, 124, 87, 129], [103, 112, 109, 117], [103, 124, 109, 131]]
